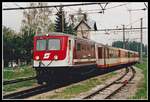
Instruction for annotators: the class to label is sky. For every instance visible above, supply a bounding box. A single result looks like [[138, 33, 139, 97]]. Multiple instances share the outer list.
[[2, 2, 148, 45]]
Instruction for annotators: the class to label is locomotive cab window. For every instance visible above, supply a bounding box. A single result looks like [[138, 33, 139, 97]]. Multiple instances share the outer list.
[[36, 39, 46, 51], [48, 39, 60, 50]]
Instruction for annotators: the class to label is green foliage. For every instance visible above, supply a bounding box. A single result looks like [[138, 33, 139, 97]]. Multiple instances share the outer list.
[[21, 29, 35, 63], [22, 2, 54, 33], [3, 26, 17, 66], [3, 65, 36, 80], [44, 72, 116, 99], [55, 7, 67, 33], [131, 57, 147, 99], [3, 65, 36, 93], [55, 7, 76, 35], [66, 24, 76, 35], [3, 80, 36, 92], [3, 26, 35, 67], [112, 41, 147, 56], [112, 41, 123, 48]]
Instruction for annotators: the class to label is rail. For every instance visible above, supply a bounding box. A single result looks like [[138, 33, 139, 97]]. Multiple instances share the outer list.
[[82, 66, 135, 99], [3, 76, 36, 85]]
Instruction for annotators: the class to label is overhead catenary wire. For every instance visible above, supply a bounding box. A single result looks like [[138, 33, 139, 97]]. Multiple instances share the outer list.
[[3, 3, 147, 36], [3, 2, 106, 10], [76, 27, 147, 32], [106, 2, 130, 10], [144, 2, 148, 9], [126, 15, 147, 27], [13, 3, 24, 9], [3, 2, 131, 15], [4, 2, 146, 17]]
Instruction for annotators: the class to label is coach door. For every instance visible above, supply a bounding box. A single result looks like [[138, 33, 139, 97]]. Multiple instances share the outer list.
[[68, 39, 73, 65], [107, 48, 109, 67], [104, 47, 109, 68], [104, 47, 106, 67]]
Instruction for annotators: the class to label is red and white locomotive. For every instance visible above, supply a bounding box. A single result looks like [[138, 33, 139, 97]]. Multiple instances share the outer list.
[[33, 32, 139, 84]]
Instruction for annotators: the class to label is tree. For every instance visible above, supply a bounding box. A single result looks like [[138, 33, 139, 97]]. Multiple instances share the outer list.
[[112, 41, 123, 48], [3, 26, 23, 67], [21, 2, 55, 64], [67, 24, 76, 35], [21, 2, 54, 34], [76, 7, 84, 22], [3, 26, 13, 67], [55, 7, 68, 33], [21, 30, 35, 64], [112, 41, 147, 57]]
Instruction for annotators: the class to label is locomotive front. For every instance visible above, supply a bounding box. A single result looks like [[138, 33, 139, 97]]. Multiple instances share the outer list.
[[33, 33, 71, 84], [33, 33, 69, 68]]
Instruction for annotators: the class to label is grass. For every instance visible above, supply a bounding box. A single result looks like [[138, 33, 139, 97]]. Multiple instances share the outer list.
[[3, 80, 37, 93], [130, 57, 148, 99], [3, 65, 37, 94], [37, 72, 116, 99], [3, 65, 36, 80]]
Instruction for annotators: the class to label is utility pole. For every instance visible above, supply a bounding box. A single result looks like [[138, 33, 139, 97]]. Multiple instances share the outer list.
[[140, 18, 143, 63], [123, 25, 125, 49], [61, 6, 64, 32]]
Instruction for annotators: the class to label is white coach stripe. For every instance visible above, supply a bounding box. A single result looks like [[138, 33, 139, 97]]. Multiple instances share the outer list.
[[74, 59, 96, 62]]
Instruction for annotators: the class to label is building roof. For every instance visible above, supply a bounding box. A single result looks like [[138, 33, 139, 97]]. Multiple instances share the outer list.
[[74, 19, 91, 30], [74, 18, 97, 31]]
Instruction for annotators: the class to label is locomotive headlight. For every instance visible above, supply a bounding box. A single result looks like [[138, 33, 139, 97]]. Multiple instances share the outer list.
[[35, 56, 39, 60], [54, 55, 58, 60]]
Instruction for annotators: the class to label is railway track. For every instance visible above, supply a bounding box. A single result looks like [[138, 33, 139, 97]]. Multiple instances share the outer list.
[[82, 66, 135, 99], [3, 76, 36, 85], [3, 67, 132, 99], [3, 85, 50, 99], [3, 67, 119, 99]]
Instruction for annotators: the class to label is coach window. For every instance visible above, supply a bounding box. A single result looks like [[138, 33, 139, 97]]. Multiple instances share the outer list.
[[112, 50, 115, 58], [115, 50, 117, 58], [128, 52, 130, 58], [107, 48, 109, 58], [91, 45, 94, 50], [109, 50, 111, 58], [87, 46, 90, 51], [118, 50, 121, 57], [98, 47, 102, 59], [81, 44, 84, 50], [77, 43, 81, 51], [69, 40, 71, 50], [105, 48, 108, 58]]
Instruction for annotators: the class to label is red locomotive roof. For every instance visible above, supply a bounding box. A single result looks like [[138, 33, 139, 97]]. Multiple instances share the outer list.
[[34, 32, 96, 44]]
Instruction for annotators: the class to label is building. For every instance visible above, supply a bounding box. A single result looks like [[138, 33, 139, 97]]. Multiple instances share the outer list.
[[74, 18, 97, 39]]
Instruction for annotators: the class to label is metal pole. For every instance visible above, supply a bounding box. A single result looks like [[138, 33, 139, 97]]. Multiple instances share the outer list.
[[140, 18, 143, 63], [60, 6, 64, 32], [123, 25, 125, 49], [62, 10, 64, 32]]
